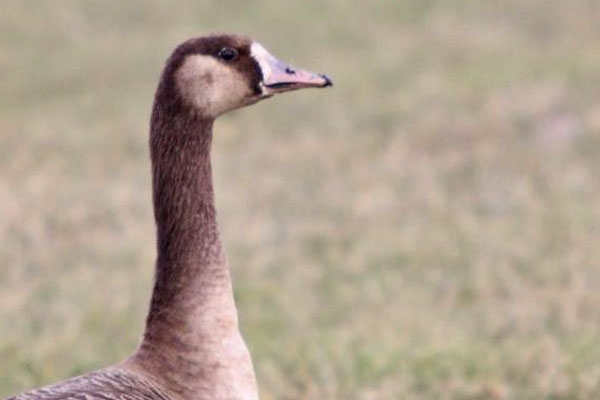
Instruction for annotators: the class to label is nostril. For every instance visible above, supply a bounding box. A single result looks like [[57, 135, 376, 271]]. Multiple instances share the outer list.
[[284, 66, 296, 75]]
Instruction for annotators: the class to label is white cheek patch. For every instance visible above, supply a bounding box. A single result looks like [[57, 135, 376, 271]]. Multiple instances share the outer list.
[[250, 42, 276, 84], [175, 54, 252, 117]]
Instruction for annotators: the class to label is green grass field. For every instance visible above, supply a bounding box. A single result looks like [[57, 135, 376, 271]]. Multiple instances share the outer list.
[[2, 1, 600, 399]]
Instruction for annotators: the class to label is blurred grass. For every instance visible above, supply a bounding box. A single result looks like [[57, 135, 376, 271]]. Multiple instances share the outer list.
[[2, 1, 600, 399]]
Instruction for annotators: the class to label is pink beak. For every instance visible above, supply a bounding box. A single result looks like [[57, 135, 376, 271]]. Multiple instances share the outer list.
[[263, 60, 332, 94], [252, 42, 332, 94]]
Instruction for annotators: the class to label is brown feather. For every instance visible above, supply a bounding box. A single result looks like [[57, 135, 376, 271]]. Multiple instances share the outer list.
[[6, 32, 329, 400]]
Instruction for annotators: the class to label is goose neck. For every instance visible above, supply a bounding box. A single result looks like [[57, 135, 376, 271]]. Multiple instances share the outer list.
[[127, 107, 256, 399]]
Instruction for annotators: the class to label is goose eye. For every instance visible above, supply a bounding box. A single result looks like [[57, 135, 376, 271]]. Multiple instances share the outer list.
[[217, 47, 238, 61]]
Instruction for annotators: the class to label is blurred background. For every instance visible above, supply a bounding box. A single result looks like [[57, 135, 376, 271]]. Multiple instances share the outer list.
[[1, 1, 600, 399]]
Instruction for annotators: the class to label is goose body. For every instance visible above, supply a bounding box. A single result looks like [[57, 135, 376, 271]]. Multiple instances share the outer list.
[[6, 34, 331, 400]]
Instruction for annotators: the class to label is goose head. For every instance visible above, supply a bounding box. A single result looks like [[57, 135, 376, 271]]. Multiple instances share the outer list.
[[165, 34, 332, 118]]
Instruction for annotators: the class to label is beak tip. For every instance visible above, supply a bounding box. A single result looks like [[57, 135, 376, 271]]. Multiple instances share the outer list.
[[320, 74, 333, 87]]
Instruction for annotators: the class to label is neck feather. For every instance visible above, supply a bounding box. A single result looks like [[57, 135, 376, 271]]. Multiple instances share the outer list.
[[127, 97, 257, 400]]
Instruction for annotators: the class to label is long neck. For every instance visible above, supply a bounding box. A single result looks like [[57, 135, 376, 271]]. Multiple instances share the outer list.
[[127, 99, 257, 400], [152, 113, 221, 286], [148, 112, 226, 325]]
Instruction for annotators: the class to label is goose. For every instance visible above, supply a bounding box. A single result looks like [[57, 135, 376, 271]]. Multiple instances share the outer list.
[[6, 34, 331, 400]]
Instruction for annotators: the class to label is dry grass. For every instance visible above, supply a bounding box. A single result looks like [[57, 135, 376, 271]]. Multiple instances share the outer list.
[[2, 1, 600, 399]]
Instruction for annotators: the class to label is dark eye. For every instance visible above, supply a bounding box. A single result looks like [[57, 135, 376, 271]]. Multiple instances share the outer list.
[[217, 47, 238, 61]]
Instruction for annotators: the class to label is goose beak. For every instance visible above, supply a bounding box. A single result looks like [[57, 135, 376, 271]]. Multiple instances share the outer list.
[[263, 66, 332, 94], [251, 42, 332, 95]]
